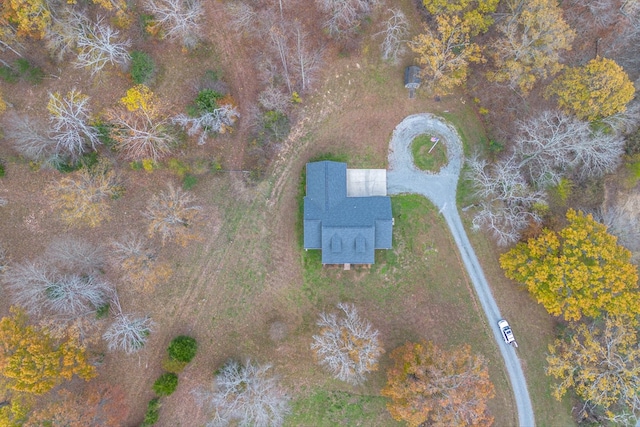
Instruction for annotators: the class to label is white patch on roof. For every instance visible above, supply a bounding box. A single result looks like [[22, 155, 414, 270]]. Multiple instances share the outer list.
[[346, 169, 387, 197]]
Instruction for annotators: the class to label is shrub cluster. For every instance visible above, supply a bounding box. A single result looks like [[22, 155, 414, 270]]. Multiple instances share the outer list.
[[140, 336, 198, 425], [0, 59, 44, 85], [130, 51, 156, 85]]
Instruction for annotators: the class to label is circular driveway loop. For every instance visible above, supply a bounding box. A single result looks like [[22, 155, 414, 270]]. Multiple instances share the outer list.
[[387, 113, 535, 427]]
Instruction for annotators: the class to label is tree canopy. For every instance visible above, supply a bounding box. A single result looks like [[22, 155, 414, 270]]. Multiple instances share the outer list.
[[500, 209, 640, 322], [381, 341, 495, 427], [411, 15, 484, 96], [1, 0, 51, 39], [488, 0, 575, 94], [547, 57, 635, 121], [0, 308, 95, 395], [546, 317, 640, 424], [421, 0, 499, 35]]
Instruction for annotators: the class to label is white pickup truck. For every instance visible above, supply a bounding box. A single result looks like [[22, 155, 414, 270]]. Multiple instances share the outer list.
[[498, 319, 518, 348]]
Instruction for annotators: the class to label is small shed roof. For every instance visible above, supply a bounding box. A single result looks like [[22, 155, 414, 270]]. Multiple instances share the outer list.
[[404, 65, 422, 87]]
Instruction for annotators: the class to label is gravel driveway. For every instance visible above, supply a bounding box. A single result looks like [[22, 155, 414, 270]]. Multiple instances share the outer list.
[[387, 113, 535, 427]]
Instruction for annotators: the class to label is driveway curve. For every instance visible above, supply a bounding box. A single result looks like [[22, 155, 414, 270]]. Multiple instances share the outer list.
[[387, 113, 535, 427]]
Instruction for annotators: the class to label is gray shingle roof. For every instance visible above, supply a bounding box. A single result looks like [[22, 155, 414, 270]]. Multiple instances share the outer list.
[[303, 161, 393, 264]]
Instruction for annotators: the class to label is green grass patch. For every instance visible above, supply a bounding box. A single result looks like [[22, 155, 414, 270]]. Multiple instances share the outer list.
[[0, 59, 43, 85], [182, 173, 198, 190], [130, 51, 156, 84], [411, 134, 447, 172], [285, 389, 400, 427], [456, 165, 477, 207], [439, 103, 488, 156]]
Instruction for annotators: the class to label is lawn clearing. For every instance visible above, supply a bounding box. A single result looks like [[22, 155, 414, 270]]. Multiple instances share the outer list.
[[292, 194, 516, 426], [411, 134, 448, 172]]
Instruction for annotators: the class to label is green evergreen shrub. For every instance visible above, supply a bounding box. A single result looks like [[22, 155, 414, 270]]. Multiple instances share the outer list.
[[168, 335, 198, 363], [140, 398, 160, 427], [130, 51, 156, 84], [152, 372, 179, 396]]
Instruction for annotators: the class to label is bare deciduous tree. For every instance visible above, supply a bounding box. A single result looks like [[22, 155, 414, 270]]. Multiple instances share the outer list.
[[466, 155, 547, 246], [311, 302, 384, 385], [45, 236, 105, 275], [225, 1, 259, 35], [45, 10, 131, 74], [144, 184, 201, 246], [102, 313, 153, 354], [111, 233, 173, 292], [514, 110, 624, 185], [315, 0, 380, 38], [107, 107, 177, 161], [143, 0, 203, 49], [103, 293, 153, 354], [377, 8, 409, 63], [45, 9, 80, 63], [198, 359, 290, 427], [2, 261, 112, 320], [3, 113, 57, 163], [47, 89, 100, 162], [258, 86, 290, 114], [73, 14, 131, 75], [172, 104, 240, 145], [292, 23, 322, 92], [268, 23, 293, 94], [0, 244, 7, 274]]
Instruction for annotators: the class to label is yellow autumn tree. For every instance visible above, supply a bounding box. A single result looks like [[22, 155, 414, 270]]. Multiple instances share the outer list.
[[120, 84, 158, 114], [411, 15, 484, 96], [422, 0, 499, 35], [0, 390, 30, 427], [500, 209, 640, 322], [1, 0, 51, 39], [0, 308, 95, 395], [381, 341, 495, 427], [546, 57, 635, 121], [488, 0, 575, 94], [46, 159, 122, 228], [546, 317, 640, 422]]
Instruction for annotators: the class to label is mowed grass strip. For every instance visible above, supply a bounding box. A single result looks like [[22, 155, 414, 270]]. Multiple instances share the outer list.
[[291, 193, 516, 426], [285, 389, 399, 427]]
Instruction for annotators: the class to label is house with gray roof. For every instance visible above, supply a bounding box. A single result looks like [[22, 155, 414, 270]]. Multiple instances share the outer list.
[[303, 161, 393, 266]]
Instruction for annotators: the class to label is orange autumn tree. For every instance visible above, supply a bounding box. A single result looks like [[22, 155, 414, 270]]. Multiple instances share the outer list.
[[24, 383, 130, 426], [500, 209, 640, 322], [381, 341, 495, 427], [0, 308, 96, 395]]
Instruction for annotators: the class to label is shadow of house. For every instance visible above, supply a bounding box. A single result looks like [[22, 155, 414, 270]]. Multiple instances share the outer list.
[[303, 161, 393, 267], [404, 65, 421, 99]]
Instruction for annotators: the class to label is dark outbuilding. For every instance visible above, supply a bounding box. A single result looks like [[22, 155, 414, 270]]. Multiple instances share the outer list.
[[404, 65, 422, 99]]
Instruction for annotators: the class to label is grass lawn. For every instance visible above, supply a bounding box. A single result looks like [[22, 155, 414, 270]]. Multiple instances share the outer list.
[[411, 134, 448, 173]]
